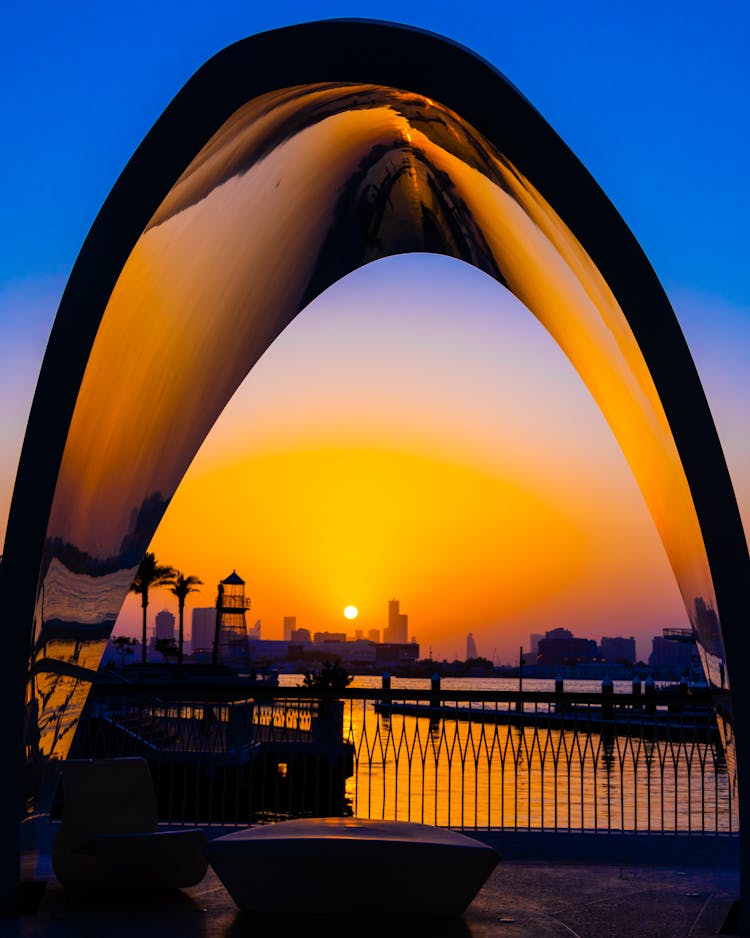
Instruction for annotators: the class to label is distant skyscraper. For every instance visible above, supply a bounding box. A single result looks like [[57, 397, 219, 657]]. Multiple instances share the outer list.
[[283, 616, 296, 641], [385, 599, 408, 644], [649, 628, 699, 676], [191, 607, 216, 652], [155, 609, 175, 642], [368, 628, 380, 644], [530, 633, 543, 655], [599, 636, 636, 665], [466, 632, 477, 659]]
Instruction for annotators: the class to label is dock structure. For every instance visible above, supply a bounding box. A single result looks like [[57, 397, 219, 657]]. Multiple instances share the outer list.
[[68, 686, 354, 823], [373, 699, 721, 742]]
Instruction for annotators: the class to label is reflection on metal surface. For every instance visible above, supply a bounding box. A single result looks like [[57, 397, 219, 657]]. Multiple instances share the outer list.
[[31, 83, 726, 764]]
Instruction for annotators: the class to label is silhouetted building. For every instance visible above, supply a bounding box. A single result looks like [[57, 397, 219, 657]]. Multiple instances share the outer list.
[[384, 599, 408, 644], [291, 627, 311, 643], [314, 631, 347, 643], [283, 616, 296, 641], [247, 639, 288, 663], [303, 639, 377, 665], [154, 609, 175, 642], [343, 640, 377, 664], [466, 632, 477, 659], [191, 607, 216, 653], [375, 642, 420, 665], [538, 627, 596, 666], [530, 633, 543, 655], [546, 627, 573, 640], [649, 628, 699, 677], [368, 629, 380, 644], [599, 636, 636, 665]]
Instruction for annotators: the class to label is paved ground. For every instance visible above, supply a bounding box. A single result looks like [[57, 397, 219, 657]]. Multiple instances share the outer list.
[[3, 855, 739, 937]]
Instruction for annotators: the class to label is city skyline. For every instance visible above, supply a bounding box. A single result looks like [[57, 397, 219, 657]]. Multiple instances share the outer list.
[[2, 4, 749, 664]]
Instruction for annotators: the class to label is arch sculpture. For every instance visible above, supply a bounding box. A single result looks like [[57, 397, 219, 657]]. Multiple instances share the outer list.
[[1, 20, 748, 911]]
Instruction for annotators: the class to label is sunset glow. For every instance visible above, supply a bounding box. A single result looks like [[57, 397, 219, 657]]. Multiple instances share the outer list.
[[34, 83, 708, 666], [112, 255, 688, 662]]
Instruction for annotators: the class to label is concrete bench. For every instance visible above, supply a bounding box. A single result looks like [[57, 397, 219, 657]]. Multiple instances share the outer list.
[[204, 817, 499, 916]]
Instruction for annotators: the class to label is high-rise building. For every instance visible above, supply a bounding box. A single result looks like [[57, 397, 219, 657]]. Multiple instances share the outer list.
[[191, 607, 216, 653], [649, 628, 699, 677], [384, 599, 408, 644], [368, 629, 380, 644], [466, 632, 478, 659], [283, 616, 297, 641], [530, 633, 543, 655], [154, 609, 175, 642], [538, 628, 596, 665], [599, 636, 636, 665]]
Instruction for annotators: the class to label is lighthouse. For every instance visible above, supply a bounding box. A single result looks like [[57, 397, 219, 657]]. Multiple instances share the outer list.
[[212, 571, 251, 666]]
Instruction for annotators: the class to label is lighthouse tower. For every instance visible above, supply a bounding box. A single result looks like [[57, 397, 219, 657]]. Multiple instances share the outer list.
[[212, 571, 251, 666]]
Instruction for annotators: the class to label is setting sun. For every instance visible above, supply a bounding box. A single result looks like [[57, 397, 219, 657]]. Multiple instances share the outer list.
[[343, 605, 359, 620]]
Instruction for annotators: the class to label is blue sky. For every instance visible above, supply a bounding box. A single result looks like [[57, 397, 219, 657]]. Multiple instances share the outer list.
[[2, 2, 748, 298], [1, 2, 748, 648]]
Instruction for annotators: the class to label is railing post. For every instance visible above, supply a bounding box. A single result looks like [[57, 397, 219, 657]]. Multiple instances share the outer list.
[[632, 673, 642, 710], [602, 675, 614, 723], [554, 674, 566, 713], [645, 674, 656, 716], [380, 671, 392, 713], [430, 672, 441, 713]]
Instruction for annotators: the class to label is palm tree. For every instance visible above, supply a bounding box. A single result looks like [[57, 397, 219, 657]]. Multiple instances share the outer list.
[[129, 552, 176, 664], [170, 571, 203, 667]]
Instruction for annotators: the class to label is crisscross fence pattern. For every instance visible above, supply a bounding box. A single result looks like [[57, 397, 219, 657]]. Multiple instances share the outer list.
[[345, 688, 735, 833], [72, 684, 736, 834]]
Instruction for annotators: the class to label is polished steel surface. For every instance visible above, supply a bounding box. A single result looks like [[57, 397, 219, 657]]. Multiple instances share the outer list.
[[27, 82, 728, 766]]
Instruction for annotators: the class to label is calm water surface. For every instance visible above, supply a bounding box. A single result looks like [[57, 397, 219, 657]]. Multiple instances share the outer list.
[[277, 675, 735, 833]]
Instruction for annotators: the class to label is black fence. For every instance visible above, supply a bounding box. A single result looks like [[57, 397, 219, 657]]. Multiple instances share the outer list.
[[67, 683, 736, 834]]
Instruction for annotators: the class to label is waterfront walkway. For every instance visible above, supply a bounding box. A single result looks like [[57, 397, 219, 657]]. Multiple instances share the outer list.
[[8, 831, 740, 937]]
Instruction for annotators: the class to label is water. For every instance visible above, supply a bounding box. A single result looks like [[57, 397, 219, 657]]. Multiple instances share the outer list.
[[279, 674, 736, 833]]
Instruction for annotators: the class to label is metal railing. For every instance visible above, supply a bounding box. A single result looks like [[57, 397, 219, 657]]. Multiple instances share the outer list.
[[67, 683, 737, 835]]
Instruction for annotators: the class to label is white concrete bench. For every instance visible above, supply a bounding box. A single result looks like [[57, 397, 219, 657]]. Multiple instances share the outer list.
[[204, 817, 500, 916]]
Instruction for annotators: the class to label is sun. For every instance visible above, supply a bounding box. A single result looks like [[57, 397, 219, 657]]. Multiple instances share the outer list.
[[343, 605, 359, 620]]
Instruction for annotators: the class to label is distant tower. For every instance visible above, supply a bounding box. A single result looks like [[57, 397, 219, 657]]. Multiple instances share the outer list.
[[466, 632, 478, 660], [212, 571, 251, 666], [191, 608, 216, 653], [385, 599, 408, 644], [283, 616, 297, 641], [154, 609, 175, 642]]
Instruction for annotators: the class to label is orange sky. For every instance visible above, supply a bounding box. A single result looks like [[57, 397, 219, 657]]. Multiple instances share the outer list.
[[114, 254, 688, 662]]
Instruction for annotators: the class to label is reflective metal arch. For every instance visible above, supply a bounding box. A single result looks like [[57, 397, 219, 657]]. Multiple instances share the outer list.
[[1, 19, 748, 910]]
